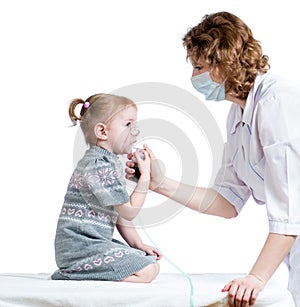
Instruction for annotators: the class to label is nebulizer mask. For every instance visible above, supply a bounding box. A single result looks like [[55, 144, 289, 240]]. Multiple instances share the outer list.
[[191, 71, 225, 101]]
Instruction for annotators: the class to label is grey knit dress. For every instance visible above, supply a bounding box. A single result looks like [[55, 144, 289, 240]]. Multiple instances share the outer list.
[[51, 145, 156, 281]]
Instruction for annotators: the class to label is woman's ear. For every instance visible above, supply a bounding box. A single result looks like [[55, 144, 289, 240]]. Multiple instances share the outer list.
[[94, 122, 108, 141]]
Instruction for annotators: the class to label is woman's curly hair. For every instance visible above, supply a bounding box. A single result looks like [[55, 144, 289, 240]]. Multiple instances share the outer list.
[[183, 11, 270, 100]]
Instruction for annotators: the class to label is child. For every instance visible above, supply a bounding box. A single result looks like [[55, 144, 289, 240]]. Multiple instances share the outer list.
[[52, 93, 161, 282]]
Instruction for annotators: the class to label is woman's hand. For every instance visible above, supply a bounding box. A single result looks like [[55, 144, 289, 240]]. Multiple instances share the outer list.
[[143, 146, 166, 190], [222, 274, 265, 307]]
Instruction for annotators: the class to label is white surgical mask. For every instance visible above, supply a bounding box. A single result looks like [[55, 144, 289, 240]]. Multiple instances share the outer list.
[[191, 71, 225, 101]]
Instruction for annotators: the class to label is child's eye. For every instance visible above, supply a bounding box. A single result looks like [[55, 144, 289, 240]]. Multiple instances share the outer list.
[[126, 122, 131, 127]]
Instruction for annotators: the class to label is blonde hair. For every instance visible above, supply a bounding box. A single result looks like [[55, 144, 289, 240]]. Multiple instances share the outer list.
[[69, 93, 136, 144], [183, 11, 270, 100]]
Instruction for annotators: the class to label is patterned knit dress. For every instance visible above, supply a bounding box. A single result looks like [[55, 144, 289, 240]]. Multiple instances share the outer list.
[[52, 145, 156, 281]]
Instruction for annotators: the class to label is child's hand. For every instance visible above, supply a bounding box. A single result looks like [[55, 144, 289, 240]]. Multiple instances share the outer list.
[[125, 153, 137, 181], [137, 243, 163, 260], [133, 148, 150, 180]]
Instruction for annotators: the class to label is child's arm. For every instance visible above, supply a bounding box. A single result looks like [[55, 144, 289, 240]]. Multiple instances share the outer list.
[[114, 150, 150, 221], [116, 216, 162, 260]]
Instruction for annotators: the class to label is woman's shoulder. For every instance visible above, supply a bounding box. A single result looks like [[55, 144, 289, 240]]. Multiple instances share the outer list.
[[255, 71, 300, 100], [254, 73, 300, 137]]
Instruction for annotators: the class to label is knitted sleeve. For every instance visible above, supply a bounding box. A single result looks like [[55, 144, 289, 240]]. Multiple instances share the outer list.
[[72, 157, 130, 207]]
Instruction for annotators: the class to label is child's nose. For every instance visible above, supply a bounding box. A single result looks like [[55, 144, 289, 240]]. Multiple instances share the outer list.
[[130, 124, 140, 136]]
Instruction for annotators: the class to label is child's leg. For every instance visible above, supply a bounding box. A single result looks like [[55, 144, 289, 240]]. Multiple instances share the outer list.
[[121, 262, 160, 283]]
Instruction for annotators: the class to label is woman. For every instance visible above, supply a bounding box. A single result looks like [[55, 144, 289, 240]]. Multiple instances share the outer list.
[[126, 11, 300, 307]]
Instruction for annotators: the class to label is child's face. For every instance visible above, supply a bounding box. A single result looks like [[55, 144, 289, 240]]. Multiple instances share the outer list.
[[105, 106, 139, 154]]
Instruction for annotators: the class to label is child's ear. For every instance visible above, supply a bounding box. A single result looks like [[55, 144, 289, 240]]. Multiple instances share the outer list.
[[94, 123, 108, 141]]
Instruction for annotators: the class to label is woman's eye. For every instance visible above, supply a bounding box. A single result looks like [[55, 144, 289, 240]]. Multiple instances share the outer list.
[[126, 122, 131, 127], [194, 66, 202, 71]]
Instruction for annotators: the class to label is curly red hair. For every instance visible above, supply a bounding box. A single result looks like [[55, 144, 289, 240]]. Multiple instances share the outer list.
[[183, 11, 270, 99]]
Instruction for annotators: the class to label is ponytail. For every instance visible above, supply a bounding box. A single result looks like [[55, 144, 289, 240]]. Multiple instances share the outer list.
[[68, 98, 91, 126]]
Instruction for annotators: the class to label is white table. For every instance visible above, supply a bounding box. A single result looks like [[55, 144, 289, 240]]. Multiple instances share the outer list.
[[0, 272, 295, 307]]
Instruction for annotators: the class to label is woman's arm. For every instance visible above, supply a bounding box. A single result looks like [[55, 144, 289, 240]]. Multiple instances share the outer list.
[[155, 177, 237, 218], [223, 232, 296, 306], [249, 233, 296, 283], [126, 146, 237, 219]]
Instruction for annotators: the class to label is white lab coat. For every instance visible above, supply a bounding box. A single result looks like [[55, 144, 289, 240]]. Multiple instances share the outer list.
[[213, 71, 300, 306]]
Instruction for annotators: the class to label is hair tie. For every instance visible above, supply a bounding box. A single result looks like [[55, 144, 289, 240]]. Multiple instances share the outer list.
[[83, 101, 90, 108]]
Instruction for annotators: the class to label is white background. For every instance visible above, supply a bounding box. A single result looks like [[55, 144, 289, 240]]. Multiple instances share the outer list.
[[0, 0, 299, 287]]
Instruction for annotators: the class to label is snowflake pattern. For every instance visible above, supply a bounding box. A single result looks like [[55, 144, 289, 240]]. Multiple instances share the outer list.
[[98, 168, 119, 186], [69, 166, 121, 189], [69, 172, 98, 189]]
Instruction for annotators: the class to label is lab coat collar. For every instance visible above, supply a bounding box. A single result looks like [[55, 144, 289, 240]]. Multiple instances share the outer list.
[[229, 72, 268, 135], [229, 104, 243, 134]]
